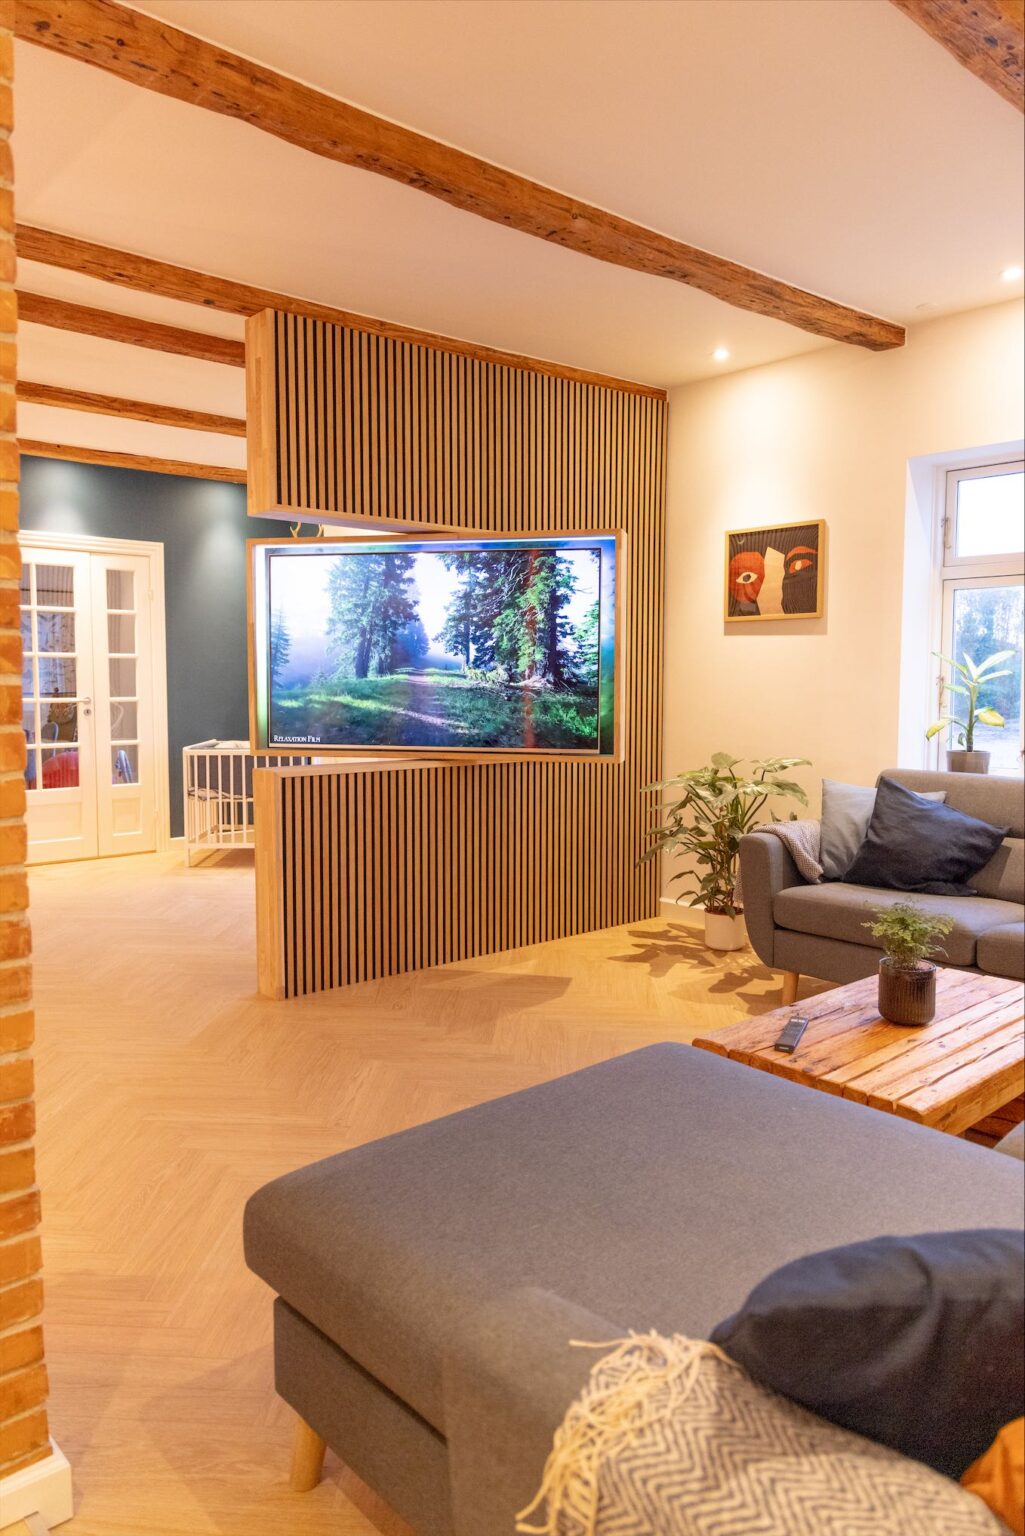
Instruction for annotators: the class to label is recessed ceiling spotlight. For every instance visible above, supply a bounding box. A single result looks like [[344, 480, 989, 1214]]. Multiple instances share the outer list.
[[713, 346, 730, 362], [1001, 265, 1023, 282]]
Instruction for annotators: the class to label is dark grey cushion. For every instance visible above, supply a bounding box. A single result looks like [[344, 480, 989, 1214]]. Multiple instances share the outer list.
[[881, 769, 1024, 840], [846, 776, 1008, 896], [820, 779, 944, 882], [773, 883, 1024, 967], [244, 1043, 1024, 1433], [711, 1229, 1025, 1479], [977, 922, 1025, 981]]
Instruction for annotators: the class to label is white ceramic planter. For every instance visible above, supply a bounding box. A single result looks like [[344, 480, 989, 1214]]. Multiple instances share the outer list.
[[704, 912, 747, 951]]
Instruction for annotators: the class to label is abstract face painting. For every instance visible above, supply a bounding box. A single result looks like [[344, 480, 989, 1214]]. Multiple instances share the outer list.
[[724, 521, 824, 622]]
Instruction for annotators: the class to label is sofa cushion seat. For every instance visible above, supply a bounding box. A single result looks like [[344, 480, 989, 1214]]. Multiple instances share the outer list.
[[773, 884, 1025, 967], [243, 1044, 1023, 1436], [976, 922, 1025, 981]]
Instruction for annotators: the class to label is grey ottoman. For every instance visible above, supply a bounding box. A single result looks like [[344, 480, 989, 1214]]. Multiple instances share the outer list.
[[245, 1042, 1025, 1535]]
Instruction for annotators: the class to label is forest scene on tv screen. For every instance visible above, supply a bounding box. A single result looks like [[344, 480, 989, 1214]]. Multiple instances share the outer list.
[[266, 541, 610, 751]]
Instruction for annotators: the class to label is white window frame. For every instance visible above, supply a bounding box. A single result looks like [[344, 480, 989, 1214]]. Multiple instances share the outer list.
[[933, 458, 1024, 775]]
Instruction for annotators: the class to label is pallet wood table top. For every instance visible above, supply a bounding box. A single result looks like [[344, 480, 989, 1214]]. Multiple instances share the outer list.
[[692, 969, 1025, 1136]]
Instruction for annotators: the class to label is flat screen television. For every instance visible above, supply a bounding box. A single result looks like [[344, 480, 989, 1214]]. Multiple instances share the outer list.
[[249, 533, 620, 756]]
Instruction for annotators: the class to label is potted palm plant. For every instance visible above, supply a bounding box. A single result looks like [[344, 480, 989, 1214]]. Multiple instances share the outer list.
[[644, 754, 809, 951], [863, 902, 953, 1025], [926, 648, 1013, 773]]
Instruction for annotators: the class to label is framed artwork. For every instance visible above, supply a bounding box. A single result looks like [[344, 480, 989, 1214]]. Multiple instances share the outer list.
[[724, 519, 824, 623]]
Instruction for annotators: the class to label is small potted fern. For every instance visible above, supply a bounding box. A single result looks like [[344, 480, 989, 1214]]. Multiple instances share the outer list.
[[863, 902, 954, 1025]]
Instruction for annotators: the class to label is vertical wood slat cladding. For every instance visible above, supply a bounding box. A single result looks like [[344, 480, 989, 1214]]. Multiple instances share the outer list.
[[248, 310, 666, 998]]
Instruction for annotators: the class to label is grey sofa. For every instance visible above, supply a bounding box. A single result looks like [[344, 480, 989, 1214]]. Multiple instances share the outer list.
[[244, 1042, 1025, 1534], [740, 768, 1025, 1002]]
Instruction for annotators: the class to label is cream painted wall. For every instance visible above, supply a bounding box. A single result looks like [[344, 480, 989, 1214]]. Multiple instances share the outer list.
[[663, 299, 1024, 879]]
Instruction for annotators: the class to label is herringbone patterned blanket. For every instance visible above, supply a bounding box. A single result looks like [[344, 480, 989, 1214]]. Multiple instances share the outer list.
[[517, 1334, 1009, 1536]]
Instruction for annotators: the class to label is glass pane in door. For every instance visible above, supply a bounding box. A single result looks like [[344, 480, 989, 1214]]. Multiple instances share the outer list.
[[112, 745, 138, 784], [950, 583, 1024, 773], [35, 564, 75, 607], [40, 747, 80, 789], [106, 569, 135, 610], [106, 570, 140, 788]]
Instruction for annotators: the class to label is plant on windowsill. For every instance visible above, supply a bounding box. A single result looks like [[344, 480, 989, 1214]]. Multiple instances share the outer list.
[[863, 901, 954, 1026], [926, 648, 1013, 775], [643, 754, 810, 952]]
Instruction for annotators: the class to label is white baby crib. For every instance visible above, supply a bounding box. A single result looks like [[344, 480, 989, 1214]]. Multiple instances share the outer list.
[[182, 741, 309, 866]]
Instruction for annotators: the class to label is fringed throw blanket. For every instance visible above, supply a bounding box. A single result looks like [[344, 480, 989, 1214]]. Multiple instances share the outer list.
[[734, 818, 823, 909], [516, 1333, 1010, 1536]]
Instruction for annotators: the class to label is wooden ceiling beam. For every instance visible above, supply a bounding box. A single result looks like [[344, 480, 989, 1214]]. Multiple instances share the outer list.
[[17, 290, 245, 366], [19, 439, 246, 483], [15, 0, 905, 352], [17, 380, 246, 435], [16, 225, 666, 397], [888, 0, 1024, 113]]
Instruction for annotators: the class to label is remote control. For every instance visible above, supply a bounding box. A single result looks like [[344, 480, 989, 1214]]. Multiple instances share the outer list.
[[774, 1014, 809, 1054]]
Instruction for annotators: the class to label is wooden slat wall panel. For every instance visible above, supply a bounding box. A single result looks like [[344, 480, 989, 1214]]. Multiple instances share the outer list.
[[249, 310, 666, 998]]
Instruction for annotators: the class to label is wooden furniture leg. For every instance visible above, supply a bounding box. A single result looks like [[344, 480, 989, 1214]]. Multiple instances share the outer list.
[[290, 1415, 327, 1492], [781, 971, 800, 1006]]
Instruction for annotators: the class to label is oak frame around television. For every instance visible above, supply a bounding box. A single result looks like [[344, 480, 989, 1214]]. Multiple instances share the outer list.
[[246, 526, 627, 764]]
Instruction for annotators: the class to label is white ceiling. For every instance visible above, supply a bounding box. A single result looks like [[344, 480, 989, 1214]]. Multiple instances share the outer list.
[[12, 0, 1025, 467]]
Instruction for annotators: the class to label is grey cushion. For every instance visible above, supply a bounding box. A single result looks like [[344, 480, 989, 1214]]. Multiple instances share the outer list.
[[881, 769, 1025, 840], [974, 840, 1025, 904], [976, 922, 1025, 981], [774, 883, 1025, 967], [995, 1122, 1025, 1161], [244, 1043, 1024, 1434], [820, 779, 944, 882]]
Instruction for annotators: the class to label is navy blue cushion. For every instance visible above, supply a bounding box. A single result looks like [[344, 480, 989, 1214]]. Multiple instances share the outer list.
[[845, 775, 1007, 895], [711, 1229, 1025, 1479]]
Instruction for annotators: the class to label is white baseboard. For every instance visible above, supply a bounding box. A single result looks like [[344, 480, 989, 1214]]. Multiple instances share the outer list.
[[658, 897, 702, 926], [0, 1440, 73, 1527]]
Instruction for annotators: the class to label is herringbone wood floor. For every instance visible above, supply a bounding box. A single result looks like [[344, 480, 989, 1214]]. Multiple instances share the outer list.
[[9, 851, 815, 1535]]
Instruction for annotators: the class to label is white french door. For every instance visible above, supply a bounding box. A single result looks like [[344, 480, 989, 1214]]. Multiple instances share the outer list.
[[20, 535, 168, 863]]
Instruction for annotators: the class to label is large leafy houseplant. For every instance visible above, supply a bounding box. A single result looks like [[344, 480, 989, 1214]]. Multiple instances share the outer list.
[[644, 754, 810, 919], [926, 648, 1013, 754]]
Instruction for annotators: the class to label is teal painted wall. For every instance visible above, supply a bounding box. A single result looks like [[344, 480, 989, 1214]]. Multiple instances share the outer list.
[[19, 456, 299, 838]]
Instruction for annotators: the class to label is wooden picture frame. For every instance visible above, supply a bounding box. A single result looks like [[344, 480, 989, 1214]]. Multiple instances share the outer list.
[[724, 519, 825, 623]]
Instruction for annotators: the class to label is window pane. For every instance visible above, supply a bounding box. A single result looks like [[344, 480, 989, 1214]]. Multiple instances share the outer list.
[[107, 613, 135, 654], [39, 700, 79, 745], [110, 700, 138, 740], [112, 745, 138, 784], [35, 564, 75, 607], [40, 747, 80, 789], [37, 657, 77, 698], [36, 611, 76, 653], [20, 610, 33, 649], [109, 656, 136, 696], [106, 569, 134, 610], [956, 471, 1025, 558], [949, 583, 1023, 774], [22, 703, 36, 742]]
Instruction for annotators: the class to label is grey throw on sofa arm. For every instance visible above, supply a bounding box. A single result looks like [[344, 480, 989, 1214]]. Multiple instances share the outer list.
[[443, 1289, 619, 1536], [738, 831, 811, 969]]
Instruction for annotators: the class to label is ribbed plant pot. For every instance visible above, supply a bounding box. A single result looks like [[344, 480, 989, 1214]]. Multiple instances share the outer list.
[[878, 958, 937, 1026], [946, 749, 991, 774], [705, 912, 747, 952]]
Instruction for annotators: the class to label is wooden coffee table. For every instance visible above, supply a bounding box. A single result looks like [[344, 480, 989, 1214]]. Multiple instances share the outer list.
[[693, 968, 1025, 1142]]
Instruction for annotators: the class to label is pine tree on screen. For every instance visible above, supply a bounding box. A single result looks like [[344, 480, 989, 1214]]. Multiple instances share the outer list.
[[270, 608, 292, 683]]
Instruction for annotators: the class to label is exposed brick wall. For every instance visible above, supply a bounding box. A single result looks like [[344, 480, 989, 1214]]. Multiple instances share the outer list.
[[0, 0, 50, 1478]]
